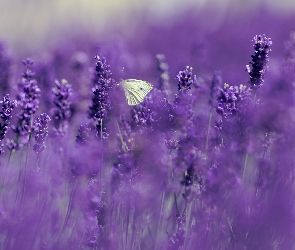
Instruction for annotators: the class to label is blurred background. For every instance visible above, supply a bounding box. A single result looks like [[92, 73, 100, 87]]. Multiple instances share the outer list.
[[1, 0, 295, 53], [1, 0, 295, 89]]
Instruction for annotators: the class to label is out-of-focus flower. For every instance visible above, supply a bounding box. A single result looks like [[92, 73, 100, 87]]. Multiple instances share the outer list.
[[76, 122, 94, 146], [168, 213, 186, 250], [51, 79, 72, 137], [216, 83, 251, 118], [0, 94, 16, 154], [131, 96, 155, 129], [246, 34, 272, 89], [0, 42, 12, 94], [70, 51, 89, 70], [32, 113, 51, 153], [156, 54, 171, 98], [209, 71, 222, 107]]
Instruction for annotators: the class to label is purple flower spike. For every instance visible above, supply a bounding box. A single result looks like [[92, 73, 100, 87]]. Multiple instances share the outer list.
[[33, 113, 51, 154], [156, 54, 171, 97], [76, 123, 94, 145], [216, 83, 251, 118], [51, 79, 72, 137], [131, 97, 155, 129], [0, 95, 16, 154], [13, 59, 41, 147], [246, 34, 272, 89], [176, 66, 194, 92], [22, 58, 35, 79], [88, 56, 115, 140], [0, 41, 12, 93], [209, 71, 222, 107]]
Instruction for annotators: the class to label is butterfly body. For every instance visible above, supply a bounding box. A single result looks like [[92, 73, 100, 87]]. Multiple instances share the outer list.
[[121, 79, 153, 105]]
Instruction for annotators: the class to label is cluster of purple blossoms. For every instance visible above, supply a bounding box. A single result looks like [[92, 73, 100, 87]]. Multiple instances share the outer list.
[[176, 66, 195, 93], [0, 95, 16, 154], [12, 58, 41, 147], [51, 79, 72, 137], [32, 113, 51, 153], [76, 122, 93, 146], [88, 56, 115, 140], [216, 83, 251, 118], [131, 97, 156, 129], [246, 34, 272, 89], [174, 66, 197, 125]]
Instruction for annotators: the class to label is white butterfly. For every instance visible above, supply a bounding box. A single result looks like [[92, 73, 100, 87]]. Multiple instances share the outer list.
[[121, 79, 153, 106]]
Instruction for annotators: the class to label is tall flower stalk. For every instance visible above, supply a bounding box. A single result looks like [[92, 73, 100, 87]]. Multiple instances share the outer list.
[[12, 58, 41, 149], [88, 56, 115, 141]]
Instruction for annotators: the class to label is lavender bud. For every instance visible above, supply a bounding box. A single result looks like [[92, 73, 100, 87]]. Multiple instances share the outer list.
[[76, 123, 94, 145], [176, 66, 194, 92], [0, 94, 16, 154], [209, 71, 222, 107], [216, 83, 251, 118], [51, 79, 72, 137], [0, 41, 12, 93], [246, 34, 272, 89], [13, 59, 41, 147], [156, 54, 171, 97], [33, 113, 51, 154], [88, 56, 115, 140]]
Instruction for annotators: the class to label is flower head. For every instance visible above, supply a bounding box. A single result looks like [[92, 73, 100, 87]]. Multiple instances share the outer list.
[[51, 79, 72, 137], [0, 41, 12, 93], [13, 58, 41, 147], [246, 34, 272, 89], [156, 54, 171, 97], [176, 66, 195, 92], [88, 56, 115, 140], [216, 83, 251, 118], [32, 113, 51, 153], [0, 95, 16, 154], [209, 71, 222, 107]]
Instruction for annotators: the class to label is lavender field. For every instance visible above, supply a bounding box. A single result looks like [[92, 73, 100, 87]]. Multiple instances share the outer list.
[[1, 3, 295, 250]]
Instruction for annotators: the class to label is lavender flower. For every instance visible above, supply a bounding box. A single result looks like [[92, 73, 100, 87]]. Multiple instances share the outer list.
[[51, 79, 72, 137], [176, 66, 194, 93], [156, 54, 171, 97], [0, 42, 12, 94], [174, 66, 196, 125], [209, 71, 222, 107], [70, 51, 89, 70], [216, 83, 251, 118], [88, 56, 115, 140], [0, 95, 16, 154], [13, 58, 41, 147], [32, 113, 51, 153], [131, 97, 155, 129], [76, 122, 94, 145], [246, 34, 272, 89], [168, 213, 186, 250]]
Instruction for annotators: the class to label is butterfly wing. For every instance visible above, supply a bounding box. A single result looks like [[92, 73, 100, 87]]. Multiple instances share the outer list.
[[122, 79, 153, 106]]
